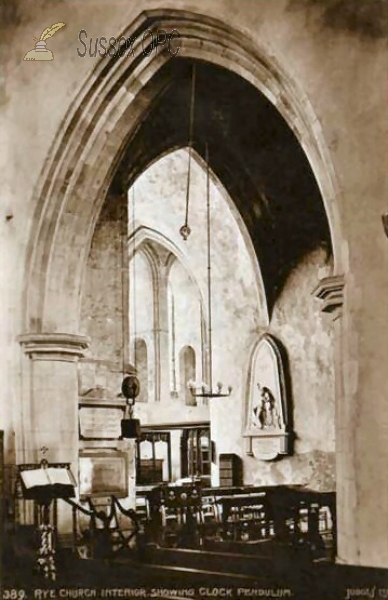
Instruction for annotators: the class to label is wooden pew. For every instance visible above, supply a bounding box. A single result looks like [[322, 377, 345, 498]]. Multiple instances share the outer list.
[[143, 483, 336, 560]]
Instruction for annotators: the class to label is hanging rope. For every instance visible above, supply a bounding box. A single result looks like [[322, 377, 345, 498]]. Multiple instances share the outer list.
[[131, 184, 137, 371], [205, 143, 213, 393], [121, 197, 127, 378], [180, 63, 196, 241], [170, 283, 178, 396]]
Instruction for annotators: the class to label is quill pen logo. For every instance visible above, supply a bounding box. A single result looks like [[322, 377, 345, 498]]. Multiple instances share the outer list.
[[23, 22, 66, 61]]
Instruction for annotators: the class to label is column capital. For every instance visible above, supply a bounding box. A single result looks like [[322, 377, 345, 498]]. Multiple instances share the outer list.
[[18, 333, 90, 361], [312, 275, 345, 320]]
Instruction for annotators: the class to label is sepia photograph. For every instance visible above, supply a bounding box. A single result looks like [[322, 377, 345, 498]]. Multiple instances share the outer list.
[[1, 1, 388, 598]]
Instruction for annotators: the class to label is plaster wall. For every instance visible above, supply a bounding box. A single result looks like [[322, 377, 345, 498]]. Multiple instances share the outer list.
[[122, 149, 263, 434], [240, 247, 335, 491], [80, 149, 336, 492], [78, 148, 261, 429], [168, 259, 203, 401]]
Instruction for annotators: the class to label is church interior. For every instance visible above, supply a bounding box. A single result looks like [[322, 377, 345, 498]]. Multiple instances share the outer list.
[[1, 1, 388, 597]]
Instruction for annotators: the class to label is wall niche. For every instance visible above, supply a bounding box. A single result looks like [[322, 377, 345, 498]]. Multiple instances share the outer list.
[[244, 334, 293, 461]]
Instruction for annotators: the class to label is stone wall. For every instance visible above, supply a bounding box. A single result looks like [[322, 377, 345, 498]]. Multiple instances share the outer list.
[[79, 194, 127, 399], [79, 149, 335, 492], [242, 247, 335, 491]]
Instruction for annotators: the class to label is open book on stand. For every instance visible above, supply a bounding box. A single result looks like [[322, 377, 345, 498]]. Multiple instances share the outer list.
[[19, 465, 76, 500]]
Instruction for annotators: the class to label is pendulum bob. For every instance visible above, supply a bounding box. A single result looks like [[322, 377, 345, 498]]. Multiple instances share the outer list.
[[121, 418, 141, 439], [121, 374, 141, 438]]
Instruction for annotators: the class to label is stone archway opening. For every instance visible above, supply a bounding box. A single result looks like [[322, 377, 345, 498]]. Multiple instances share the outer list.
[[115, 58, 333, 314], [18, 8, 344, 559], [23, 9, 343, 336]]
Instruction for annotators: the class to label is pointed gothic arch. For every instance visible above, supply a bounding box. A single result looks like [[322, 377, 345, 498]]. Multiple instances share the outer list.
[[17, 8, 348, 563], [22, 9, 343, 335]]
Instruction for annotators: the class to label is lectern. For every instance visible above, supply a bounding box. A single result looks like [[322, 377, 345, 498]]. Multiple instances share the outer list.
[[17, 458, 76, 580]]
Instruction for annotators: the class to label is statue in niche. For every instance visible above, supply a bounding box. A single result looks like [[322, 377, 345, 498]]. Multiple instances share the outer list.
[[253, 385, 281, 430], [246, 334, 292, 460]]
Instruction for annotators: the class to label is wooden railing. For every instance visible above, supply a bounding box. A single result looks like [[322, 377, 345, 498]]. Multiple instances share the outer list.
[[67, 496, 140, 559]]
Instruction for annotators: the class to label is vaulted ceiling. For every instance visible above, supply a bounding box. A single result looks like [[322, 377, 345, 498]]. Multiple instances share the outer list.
[[112, 58, 332, 312]]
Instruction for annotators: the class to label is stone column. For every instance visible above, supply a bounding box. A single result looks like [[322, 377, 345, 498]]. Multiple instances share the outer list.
[[154, 264, 171, 403], [313, 275, 344, 562], [18, 333, 89, 462], [18, 333, 89, 532]]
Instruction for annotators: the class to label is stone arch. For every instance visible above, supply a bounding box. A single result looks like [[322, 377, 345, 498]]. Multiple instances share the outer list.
[[128, 224, 208, 340], [128, 244, 158, 403], [22, 8, 344, 336], [127, 146, 268, 322], [128, 225, 207, 404], [15, 8, 348, 551], [128, 224, 205, 303]]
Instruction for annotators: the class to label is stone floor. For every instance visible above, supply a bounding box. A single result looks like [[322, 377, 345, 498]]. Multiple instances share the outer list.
[[3, 545, 388, 600]]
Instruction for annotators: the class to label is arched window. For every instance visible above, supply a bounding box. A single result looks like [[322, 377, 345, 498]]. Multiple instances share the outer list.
[[134, 338, 148, 403], [179, 345, 196, 406], [168, 259, 203, 403]]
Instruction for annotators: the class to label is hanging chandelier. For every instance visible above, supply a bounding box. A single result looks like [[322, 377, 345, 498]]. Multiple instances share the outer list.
[[179, 66, 232, 399]]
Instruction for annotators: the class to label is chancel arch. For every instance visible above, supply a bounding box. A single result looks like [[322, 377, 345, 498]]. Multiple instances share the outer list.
[[23, 10, 344, 336], [17, 8, 358, 566]]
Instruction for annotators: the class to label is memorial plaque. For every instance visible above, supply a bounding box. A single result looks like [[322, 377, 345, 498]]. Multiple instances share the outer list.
[[79, 451, 128, 498], [79, 405, 124, 440], [251, 435, 284, 461]]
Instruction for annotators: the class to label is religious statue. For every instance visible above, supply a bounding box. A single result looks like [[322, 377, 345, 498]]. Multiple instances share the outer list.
[[245, 334, 291, 459], [253, 385, 281, 429]]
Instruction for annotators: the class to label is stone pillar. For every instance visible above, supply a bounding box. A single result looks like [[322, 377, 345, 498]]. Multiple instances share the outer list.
[[314, 275, 346, 562], [154, 264, 171, 403], [18, 333, 89, 463], [18, 333, 89, 532]]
